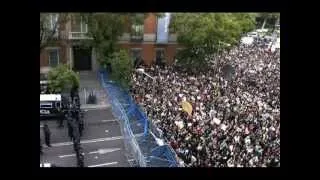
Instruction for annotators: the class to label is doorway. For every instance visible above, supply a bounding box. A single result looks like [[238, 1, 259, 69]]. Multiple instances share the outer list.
[[73, 46, 92, 71]]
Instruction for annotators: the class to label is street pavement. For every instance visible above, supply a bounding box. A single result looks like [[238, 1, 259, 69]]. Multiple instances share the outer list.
[[40, 108, 130, 167]]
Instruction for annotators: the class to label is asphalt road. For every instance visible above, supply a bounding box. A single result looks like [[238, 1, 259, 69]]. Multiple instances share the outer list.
[[40, 108, 130, 167]]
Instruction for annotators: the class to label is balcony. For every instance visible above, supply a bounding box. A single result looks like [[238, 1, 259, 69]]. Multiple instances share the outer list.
[[130, 35, 143, 42], [69, 32, 93, 40], [131, 24, 144, 42]]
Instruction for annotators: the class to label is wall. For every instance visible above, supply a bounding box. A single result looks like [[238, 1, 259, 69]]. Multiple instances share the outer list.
[[40, 41, 69, 69], [119, 43, 183, 66], [40, 13, 182, 71], [144, 13, 157, 34]]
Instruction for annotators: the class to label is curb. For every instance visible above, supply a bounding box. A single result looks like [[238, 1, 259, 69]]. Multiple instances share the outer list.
[[80, 104, 111, 110]]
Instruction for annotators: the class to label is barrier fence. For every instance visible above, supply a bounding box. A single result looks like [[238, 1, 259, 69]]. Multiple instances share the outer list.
[[98, 69, 182, 167]]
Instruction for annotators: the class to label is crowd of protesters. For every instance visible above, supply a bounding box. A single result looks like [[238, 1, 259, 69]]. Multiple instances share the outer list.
[[130, 44, 280, 167]]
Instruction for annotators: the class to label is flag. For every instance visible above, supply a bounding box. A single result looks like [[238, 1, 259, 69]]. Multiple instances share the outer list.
[[181, 101, 193, 116]]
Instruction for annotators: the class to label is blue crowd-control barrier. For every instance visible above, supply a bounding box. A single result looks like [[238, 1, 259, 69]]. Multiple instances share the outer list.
[[98, 69, 182, 167]]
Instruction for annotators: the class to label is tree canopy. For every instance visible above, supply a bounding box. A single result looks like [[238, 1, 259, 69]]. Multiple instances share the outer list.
[[77, 13, 163, 87], [79, 13, 164, 66], [47, 64, 80, 93], [169, 13, 256, 71], [109, 49, 133, 89], [256, 13, 280, 29]]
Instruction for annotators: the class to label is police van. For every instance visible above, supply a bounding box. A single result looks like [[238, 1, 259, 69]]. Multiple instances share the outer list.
[[40, 94, 63, 118], [40, 80, 49, 94]]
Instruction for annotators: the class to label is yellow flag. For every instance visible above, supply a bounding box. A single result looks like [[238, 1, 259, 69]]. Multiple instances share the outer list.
[[181, 101, 193, 116]]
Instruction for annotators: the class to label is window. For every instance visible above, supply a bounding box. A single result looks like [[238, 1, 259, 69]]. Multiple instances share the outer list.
[[40, 102, 53, 109], [71, 16, 81, 32], [50, 14, 59, 30], [155, 48, 165, 63], [131, 24, 144, 41], [43, 14, 58, 35], [130, 48, 142, 60], [49, 49, 59, 67], [71, 16, 88, 33]]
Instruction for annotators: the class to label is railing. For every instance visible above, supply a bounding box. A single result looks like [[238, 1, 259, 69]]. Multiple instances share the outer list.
[[69, 32, 93, 40], [98, 69, 182, 167], [130, 35, 143, 42]]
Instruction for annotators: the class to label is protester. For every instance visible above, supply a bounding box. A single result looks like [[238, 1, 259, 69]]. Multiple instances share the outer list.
[[130, 44, 280, 167]]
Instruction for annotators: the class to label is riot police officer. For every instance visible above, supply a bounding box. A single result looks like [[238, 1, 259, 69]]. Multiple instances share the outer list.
[[57, 109, 64, 128], [72, 122, 81, 147], [67, 114, 74, 141], [40, 138, 43, 155], [76, 147, 84, 167], [43, 124, 51, 147], [70, 87, 75, 103], [78, 117, 84, 137]]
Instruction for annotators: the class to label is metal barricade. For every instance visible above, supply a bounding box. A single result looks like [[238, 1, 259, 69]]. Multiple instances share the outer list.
[[98, 69, 181, 167]]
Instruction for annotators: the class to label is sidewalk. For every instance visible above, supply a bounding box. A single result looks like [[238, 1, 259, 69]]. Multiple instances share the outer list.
[[80, 104, 111, 110], [78, 71, 109, 110]]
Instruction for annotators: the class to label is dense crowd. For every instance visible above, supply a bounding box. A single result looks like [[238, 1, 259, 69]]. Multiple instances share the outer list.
[[130, 44, 280, 167]]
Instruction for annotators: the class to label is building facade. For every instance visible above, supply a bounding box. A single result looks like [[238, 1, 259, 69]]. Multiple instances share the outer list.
[[40, 13, 182, 74]]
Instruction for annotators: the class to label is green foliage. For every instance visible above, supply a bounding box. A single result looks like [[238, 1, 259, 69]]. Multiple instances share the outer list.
[[79, 13, 160, 68], [78, 13, 126, 64], [256, 13, 280, 29], [47, 64, 80, 93], [170, 13, 256, 71], [108, 49, 133, 89]]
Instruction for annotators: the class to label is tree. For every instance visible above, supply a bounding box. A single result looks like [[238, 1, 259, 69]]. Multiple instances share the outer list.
[[79, 13, 164, 67], [47, 64, 80, 93], [256, 13, 280, 29], [108, 49, 133, 89], [76, 13, 164, 86], [169, 13, 256, 71], [40, 13, 69, 53]]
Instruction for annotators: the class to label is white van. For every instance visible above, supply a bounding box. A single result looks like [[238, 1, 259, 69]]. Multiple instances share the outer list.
[[241, 36, 254, 45], [247, 31, 258, 38], [40, 94, 63, 118]]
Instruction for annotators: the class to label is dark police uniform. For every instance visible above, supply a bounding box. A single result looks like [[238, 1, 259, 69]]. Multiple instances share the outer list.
[[76, 147, 84, 167], [67, 116, 74, 141], [43, 124, 51, 147], [40, 138, 43, 154]]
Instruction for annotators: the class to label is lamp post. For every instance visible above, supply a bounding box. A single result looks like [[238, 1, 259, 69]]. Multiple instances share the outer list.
[[136, 68, 165, 164], [136, 68, 155, 137]]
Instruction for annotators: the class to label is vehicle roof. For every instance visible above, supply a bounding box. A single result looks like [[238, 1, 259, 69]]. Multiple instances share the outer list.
[[40, 94, 61, 101], [40, 80, 48, 85], [40, 163, 51, 167], [241, 36, 254, 44]]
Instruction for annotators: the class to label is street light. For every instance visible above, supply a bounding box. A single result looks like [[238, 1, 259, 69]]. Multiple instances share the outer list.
[[136, 68, 155, 136], [136, 68, 155, 80], [135, 67, 165, 164]]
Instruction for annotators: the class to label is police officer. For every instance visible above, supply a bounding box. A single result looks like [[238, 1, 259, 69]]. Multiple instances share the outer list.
[[70, 87, 75, 103], [43, 124, 51, 147], [76, 147, 84, 167], [72, 122, 81, 148], [67, 114, 74, 141], [78, 117, 84, 137], [73, 108, 83, 136], [40, 138, 43, 155], [71, 105, 77, 119], [57, 108, 64, 128]]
